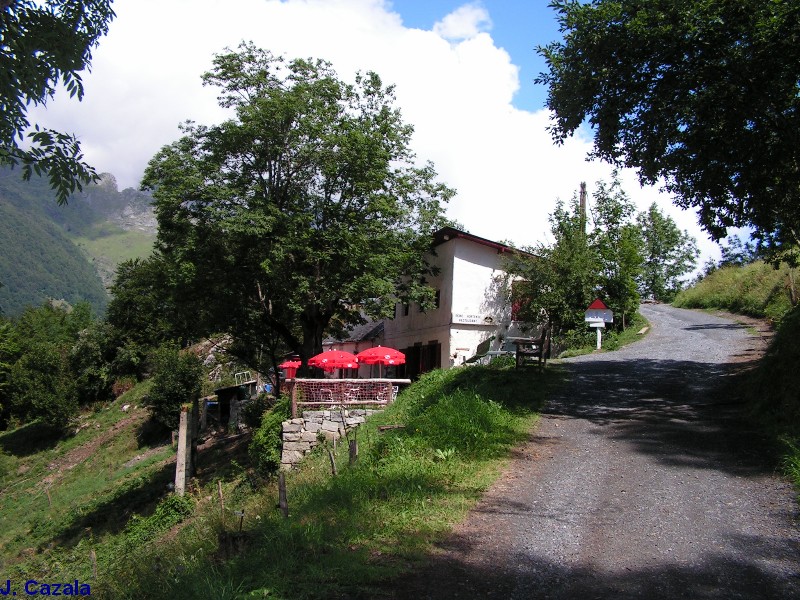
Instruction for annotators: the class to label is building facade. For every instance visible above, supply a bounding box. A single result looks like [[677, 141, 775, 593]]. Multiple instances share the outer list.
[[323, 227, 534, 378], [383, 227, 532, 378]]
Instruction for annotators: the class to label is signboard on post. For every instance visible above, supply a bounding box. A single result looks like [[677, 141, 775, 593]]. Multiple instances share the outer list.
[[584, 298, 614, 324], [585, 299, 613, 350]]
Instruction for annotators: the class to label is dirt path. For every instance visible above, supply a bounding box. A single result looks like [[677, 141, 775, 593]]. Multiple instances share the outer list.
[[390, 304, 800, 599]]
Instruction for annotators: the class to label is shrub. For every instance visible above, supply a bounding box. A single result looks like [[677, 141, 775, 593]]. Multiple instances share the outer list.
[[144, 343, 203, 430], [70, 322, 116, 405], [249, 395, 291, 475], [123, 493, 195, 548], [7, 342, 78, 430], [488, 354, 515, 369], [241, 393, 271, 429]]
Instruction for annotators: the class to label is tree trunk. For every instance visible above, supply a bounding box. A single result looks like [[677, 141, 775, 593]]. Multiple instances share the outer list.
[[298, 308, 329, 376]]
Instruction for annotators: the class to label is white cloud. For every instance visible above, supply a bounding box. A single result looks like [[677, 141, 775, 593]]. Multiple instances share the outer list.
[[433, 3, 492, 41], [27, 0, 719, 268]]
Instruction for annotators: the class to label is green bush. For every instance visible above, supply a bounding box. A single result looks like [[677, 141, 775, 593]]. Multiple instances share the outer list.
[[123, 493, 195, 548], [7, 342, 78, 430], [144, 343, 203, 430], [249, 395, 291, 474], [242, 393, 272, 429], [488, 354, 516, 369]]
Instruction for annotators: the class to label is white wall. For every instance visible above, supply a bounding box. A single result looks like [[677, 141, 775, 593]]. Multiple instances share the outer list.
[[383, 238, 454, 366], [384, 234, 532, 371]]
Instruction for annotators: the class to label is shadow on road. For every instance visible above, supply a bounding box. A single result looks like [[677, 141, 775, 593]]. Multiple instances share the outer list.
[[389, 532, 800, 599], [540, 355, 775, 478]]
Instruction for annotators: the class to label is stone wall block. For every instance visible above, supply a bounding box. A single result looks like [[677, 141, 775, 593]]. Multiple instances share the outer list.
[[300, 431, 319, 442]]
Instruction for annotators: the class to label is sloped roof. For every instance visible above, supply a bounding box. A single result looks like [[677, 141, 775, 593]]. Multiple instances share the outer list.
[[323, 319, 384, 344], [432, 226, 534, 257]]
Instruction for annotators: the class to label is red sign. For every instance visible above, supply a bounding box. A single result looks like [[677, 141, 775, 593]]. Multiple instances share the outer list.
[[587, 298, 609, 310], [585, 298, 613, 324]]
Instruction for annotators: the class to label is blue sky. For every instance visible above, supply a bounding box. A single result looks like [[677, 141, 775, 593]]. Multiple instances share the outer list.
[[31, 0, 719, 265], [393, 1, 562, 111]]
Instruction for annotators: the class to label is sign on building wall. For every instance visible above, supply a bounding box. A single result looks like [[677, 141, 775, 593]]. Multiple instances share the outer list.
[[453, 313, 482, 324], [452, 313, 495, 325]]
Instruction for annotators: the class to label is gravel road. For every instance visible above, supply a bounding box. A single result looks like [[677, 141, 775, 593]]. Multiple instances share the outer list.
[[391, 304, 800, 599]]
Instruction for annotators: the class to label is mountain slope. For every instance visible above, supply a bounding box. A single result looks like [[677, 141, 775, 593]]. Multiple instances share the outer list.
[[0, 169, 156, 317]]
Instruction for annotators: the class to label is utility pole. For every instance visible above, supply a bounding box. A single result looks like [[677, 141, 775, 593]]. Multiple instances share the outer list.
[[579, 181, 587, 236]]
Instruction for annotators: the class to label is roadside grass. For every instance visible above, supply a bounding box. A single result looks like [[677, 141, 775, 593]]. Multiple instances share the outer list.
[[673, 261, 795, 323], [90, 363, 562, 599], [743, 305, 800, 492], [558, 311, 649, 358]]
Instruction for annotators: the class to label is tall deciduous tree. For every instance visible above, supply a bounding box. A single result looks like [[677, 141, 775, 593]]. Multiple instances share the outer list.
[[0, 0, 115, 203], [507, 181, 698, 345], [143, 44, 453, 366], [506, 194, 599, 341], [590, 175, 643, 328], [538, 0, 800, 261], [637, 203, 699, 302]]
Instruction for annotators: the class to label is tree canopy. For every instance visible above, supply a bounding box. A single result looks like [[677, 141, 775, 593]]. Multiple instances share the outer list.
[[143, 44, 454, 366], [537, 0, 800, 260], [637, 203, 699, 301], [506, 178, 697, 346], [0, 0, 115, 203]]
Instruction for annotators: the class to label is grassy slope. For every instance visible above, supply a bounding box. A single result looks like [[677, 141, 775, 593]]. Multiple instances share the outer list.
[[0, 364, 561, 599], [0, 381, 177, 579], [672, 262, 800, 491], [96, 364, 562, 600], [73, 229, 155, 288], [673, 261, 795, 322]]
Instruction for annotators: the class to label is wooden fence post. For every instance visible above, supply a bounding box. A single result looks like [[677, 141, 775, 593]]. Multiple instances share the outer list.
[[190, 398, 199, 478], [175, 405, 191, 496], [349, 438, 358, 465], [278, 472, 289, 518]]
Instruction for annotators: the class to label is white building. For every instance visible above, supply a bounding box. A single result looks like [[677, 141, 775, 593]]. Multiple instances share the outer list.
[[382, 227, 533, 377], [324, 227, 535, 378]]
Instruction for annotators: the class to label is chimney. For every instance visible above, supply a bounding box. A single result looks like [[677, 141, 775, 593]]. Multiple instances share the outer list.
[[579, 181, 587, 235]]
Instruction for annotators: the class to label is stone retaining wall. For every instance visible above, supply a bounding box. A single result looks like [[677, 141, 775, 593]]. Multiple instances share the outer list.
[[281, 408, 380, 470]]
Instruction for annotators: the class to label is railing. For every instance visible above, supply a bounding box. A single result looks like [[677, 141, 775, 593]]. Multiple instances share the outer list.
[[288, 378, 411, 418]]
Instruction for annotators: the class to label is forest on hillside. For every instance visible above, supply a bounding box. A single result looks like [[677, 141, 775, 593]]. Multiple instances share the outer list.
[[0, 168, 154, 316]]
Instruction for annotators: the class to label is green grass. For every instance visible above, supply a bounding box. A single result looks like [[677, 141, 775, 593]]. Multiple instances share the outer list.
[[742, 304, 800, 492], [77, 363, 561, 599], [673, 261, 795, 323], [0, 380, 180, 577]]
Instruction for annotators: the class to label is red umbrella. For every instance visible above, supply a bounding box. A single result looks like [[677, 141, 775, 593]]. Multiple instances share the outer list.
[[356, 346, 405, 365], [308, 350, 359, 372], [356, 346, 405, 377], [278, 359, 301, 379]]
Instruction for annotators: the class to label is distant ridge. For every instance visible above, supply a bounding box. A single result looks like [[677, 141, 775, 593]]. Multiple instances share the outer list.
[[0, 168, 156, 317]]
